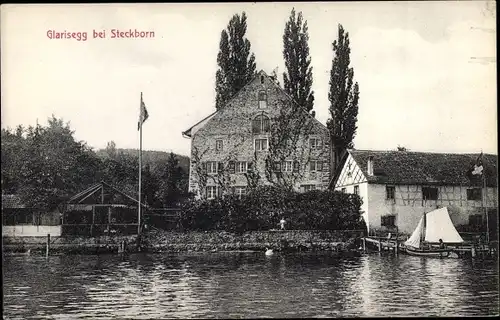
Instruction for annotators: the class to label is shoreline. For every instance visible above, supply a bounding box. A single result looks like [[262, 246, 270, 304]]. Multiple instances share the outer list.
[[2, 229, 364, 256]]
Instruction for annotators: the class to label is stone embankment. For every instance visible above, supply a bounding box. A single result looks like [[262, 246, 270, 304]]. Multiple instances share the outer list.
[[2, 235, 139, 255], [143, 229, 364, 253], [2, 229, 364, 255]]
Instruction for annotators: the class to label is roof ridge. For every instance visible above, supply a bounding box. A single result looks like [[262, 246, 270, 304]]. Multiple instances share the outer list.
[[182, 71, 263, 137], [350, 149, 497, 156], [182, 70, 328, 137]]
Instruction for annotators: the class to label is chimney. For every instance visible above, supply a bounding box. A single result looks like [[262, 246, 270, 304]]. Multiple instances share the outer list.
[[367, 156, 374, 176], [311, 110, 316, 118]]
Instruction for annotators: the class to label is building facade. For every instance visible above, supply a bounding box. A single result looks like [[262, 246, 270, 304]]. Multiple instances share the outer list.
[[331, 150, 498, 235], [182, 71, 331, 199], [2, 194, 61, 237]]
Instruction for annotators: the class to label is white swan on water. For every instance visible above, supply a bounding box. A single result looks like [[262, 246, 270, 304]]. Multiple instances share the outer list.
[[265, 248, 273, 256]]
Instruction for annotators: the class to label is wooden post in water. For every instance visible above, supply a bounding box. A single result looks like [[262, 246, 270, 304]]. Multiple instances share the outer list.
[[46, 233, 50, 258], [362, 237, 366, 252], [395, 227, 399, 255], [378, 238, 382, 252], [91, 206, 95, 237]]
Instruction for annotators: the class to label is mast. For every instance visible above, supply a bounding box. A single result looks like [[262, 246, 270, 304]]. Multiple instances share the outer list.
[[483, 162, 489, 243], [138, 92, 143, 236], [422, 210, 427, 246]]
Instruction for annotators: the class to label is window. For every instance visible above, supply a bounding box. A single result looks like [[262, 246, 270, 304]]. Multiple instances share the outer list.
[[255, 138, 268, 151], [206, 161, 218, 174], [236, 161, 247, 173], [309, 160, 323, 172], [467, 188, 482, 201], [422, 187, 438, 201], [341, 188, 346, 193], [302, 184, 316, 192], [206, 186, 217, 200], [258, 91, 267, 108], [228, 161, 236, 174], [293, 161, 300, 173], [235, 186, 247, 199], [386, 186, 395, 200], [354, 185, 359, 195], [469, 214, 483, 227], [252, 115, 270, 134], [273, 161, 282, 172], [309, 138, 322, 150], [260, 75, 265, 84], [216, 140, 223, 151], [283, 161, 293, 172], [381, 215, 396, 227]]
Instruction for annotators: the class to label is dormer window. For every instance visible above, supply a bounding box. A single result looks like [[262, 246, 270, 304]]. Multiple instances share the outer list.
[[258, 91, 267, 109]]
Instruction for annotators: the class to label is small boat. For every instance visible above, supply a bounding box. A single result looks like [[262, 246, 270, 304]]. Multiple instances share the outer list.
[[403, 207, 464, 258], [265, 248, 274, 256]]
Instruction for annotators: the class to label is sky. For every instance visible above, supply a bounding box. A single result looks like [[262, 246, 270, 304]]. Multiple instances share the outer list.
[[1, 2, 497, 157]]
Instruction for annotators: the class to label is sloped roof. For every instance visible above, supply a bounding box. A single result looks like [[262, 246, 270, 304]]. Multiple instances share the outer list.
[[66, 181, 148, 208], [181, 70, 326, 138], [1, 194, 26, 209], [349, 149, 498, 187]]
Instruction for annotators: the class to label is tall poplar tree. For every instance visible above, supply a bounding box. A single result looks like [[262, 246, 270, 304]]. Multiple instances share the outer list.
[[327, 24, 360, 172], [282, 8, 314, 112], [215, 12, 257, 110]]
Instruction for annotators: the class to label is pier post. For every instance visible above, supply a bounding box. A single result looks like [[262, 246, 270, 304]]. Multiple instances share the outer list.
[[118, 240, 125, 253], [46, 233, 50, 258], [378, 238, 382, 252], [395, 228, 399, 255], [362, 237, 366, 252]]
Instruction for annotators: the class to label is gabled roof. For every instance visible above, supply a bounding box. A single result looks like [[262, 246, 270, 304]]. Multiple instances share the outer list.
[[334, 149, 498, 187], [66, 181, 148, 208], [181, 70, 326, 138]]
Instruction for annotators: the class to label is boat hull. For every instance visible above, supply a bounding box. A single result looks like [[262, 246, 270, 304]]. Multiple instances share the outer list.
[[404, 246, 452, 258]]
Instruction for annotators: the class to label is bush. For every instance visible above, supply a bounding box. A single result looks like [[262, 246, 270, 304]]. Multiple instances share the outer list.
[[180, 186, 365, 232]]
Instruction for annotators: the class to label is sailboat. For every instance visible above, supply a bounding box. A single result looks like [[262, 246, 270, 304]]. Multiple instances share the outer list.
[[404, 207, 464, 257]]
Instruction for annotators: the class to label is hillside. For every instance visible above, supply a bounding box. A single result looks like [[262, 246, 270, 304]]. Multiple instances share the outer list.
[[95, 148, 190, 173]]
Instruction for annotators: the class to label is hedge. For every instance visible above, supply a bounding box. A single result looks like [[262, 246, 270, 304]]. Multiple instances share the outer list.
[[179, 186, 367, 233]]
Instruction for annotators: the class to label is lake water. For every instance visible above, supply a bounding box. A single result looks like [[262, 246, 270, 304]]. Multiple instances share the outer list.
[[2, 252, 499, 318]]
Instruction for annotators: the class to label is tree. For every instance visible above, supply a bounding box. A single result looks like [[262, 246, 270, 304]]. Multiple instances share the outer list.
[[326, 24, 360, 172], [282, 8, 315, 112], [142, 163, 160, 207], [215, 12, 257, 110], [105, 141, 117, 159], [1, 126, 27, 193], [264, 98, 318, 189], [15, 115, 101, 210], [158, 152, 187, 206]]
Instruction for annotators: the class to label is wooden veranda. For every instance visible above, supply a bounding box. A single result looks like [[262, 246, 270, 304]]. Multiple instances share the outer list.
[[61, 181, 147, 237]]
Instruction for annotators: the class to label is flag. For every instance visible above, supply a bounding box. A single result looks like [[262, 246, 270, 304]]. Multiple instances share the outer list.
[[138, 94, 149, 131], [471, 152, 484, 176]]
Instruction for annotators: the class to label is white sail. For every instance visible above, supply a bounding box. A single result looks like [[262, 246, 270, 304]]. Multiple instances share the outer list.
[[425, 207, 464, 243], [405, 216, 424, 248]]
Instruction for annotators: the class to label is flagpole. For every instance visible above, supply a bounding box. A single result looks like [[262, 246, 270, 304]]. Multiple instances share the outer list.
[[138, 92, 143, 237], [483, 159, 489, 244]]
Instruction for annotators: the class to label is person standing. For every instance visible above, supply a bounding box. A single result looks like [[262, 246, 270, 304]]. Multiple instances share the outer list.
[[280, 217, 286, 230]]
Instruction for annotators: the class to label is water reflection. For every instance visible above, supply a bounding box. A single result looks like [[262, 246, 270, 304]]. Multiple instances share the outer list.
[[3, 252, 499, 318]]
